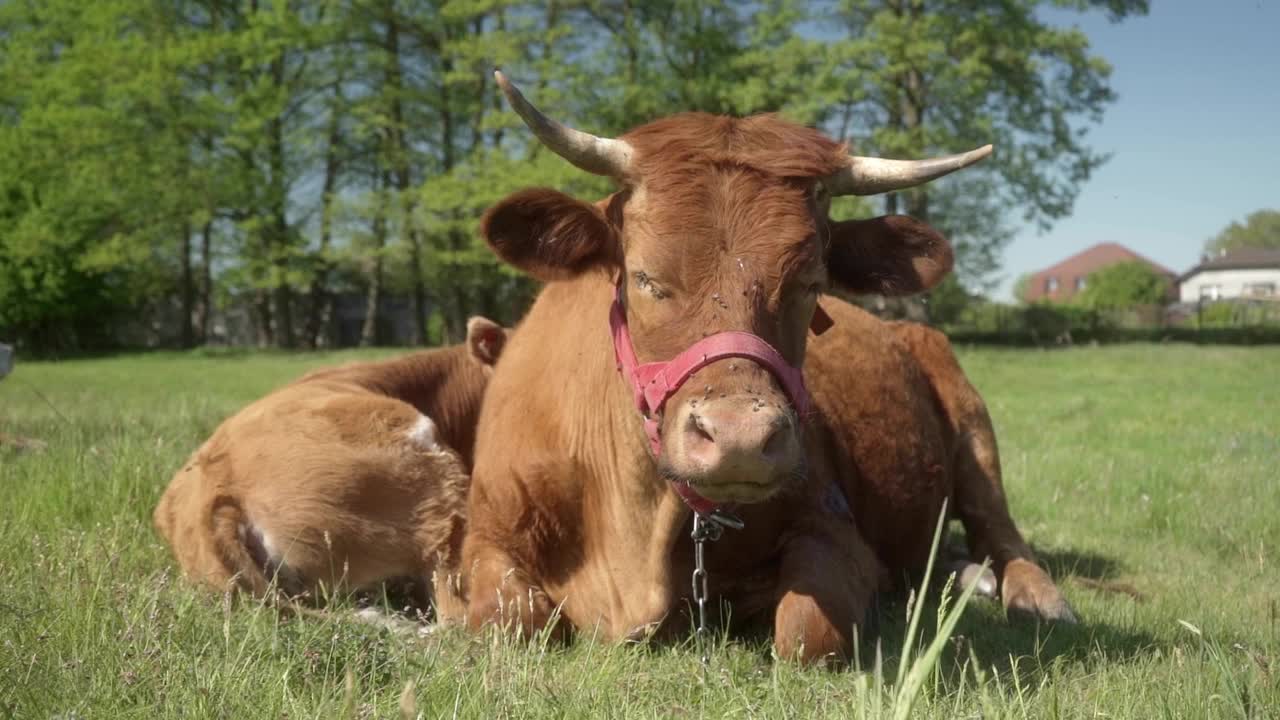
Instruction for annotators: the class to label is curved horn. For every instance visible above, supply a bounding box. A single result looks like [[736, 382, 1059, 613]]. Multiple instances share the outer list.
[[823, 144, 993, 196], [494, 70, 633, 177]]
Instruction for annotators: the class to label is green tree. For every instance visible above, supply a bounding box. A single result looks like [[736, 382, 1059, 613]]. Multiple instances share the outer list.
[[1205, 209, 1280, 254], [1012, 272, 1035, 305], [1075, 261, 1168, 310], [0, 0, 222, 350], [814, 0, 1148, 298]]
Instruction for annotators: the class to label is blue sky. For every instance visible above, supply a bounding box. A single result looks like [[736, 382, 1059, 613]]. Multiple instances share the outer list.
[[995, 1, 1280, 299]]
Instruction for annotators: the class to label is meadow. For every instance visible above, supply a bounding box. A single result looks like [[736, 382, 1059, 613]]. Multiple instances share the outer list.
[[1, 343, 1277, 718]]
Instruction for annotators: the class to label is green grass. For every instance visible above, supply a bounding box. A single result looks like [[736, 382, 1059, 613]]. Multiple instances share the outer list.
[[2, 344, 1278, 718]]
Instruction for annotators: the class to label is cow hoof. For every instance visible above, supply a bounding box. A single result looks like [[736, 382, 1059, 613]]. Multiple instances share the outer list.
[[469, 584, 565, 642], [623, 621, 662, 644], [946, 560, 997, 599], [1001, 558, 1078, 624]]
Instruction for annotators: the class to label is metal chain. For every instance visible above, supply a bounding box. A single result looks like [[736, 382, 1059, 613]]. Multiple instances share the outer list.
[[689, 510, 742, 666]]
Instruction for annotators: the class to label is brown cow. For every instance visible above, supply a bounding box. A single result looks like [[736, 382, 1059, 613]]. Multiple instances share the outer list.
[[458, 72, 1006, 665], [153, 317, 507, 621], [805, 297, 1074, 621]]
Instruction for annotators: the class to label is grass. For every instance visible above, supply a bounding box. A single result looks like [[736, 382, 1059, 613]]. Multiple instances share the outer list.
[[2, 343, 1279, 718]]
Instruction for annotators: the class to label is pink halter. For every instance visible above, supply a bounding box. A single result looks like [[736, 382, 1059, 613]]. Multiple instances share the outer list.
[[608, 281, 831, 515]]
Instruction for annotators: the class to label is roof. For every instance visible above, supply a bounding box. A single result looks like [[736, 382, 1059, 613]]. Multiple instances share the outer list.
[[1022, 243, 1177, 303], [1178, 247, 1280, 281], [1030, 242, 1177, 280]]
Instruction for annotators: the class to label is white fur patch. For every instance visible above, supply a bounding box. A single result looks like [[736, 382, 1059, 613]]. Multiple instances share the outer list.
[[948, 560, 998, 599], [405, 414, 441, 452]]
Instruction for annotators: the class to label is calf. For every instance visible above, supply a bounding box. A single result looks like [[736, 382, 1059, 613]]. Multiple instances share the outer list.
[[805, 297, 1075, 621], [459, 72, 995, 664], [153, 317, 507, 620]]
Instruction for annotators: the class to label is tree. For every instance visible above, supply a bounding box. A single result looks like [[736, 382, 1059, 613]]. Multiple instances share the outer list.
[[814, 0, 1149, 299], [1205, 209, 1280, 254], [1012, 272, 1035, 305], [0, 0, 1151, 350], [1074, 261, 1168, 310]]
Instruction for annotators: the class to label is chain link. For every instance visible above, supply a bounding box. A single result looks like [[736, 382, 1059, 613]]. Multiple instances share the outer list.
[[690, 510, 742, 666]]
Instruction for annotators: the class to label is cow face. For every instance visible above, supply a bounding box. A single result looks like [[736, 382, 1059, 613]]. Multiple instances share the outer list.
[[482, 72, 988, 504]]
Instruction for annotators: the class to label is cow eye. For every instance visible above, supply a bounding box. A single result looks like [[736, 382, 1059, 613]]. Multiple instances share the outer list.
[[634, 270, 669, 299]]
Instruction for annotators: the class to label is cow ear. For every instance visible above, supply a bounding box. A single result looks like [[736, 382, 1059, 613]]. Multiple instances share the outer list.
[[465, 316, 507, 368], [826, 215, 953, 296], [480, 188, 620, 282]]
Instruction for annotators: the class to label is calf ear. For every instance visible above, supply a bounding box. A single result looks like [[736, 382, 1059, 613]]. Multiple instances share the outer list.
[[826, 215, 953, 296], [465, 316, 507, 368], [480, 188, 620, 281]]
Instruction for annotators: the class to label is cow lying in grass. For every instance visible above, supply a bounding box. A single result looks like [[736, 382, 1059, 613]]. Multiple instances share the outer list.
[[805, 296, 1073, 621], [153, 317, 507, 622], [459, 72, 1070, 665]]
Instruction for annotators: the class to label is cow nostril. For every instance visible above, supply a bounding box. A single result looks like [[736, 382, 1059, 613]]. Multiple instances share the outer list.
[[761, 422, 789, 461], [689, 413, 715, 445]]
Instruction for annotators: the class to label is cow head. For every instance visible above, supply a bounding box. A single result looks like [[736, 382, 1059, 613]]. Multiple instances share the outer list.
[[481, 72, 989, 505]]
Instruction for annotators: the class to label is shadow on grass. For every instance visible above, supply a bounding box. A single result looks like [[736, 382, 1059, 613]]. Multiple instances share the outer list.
[[845, 539, 1161, 700], [1035, 545, 1124, 582], [864, 589, 1159, 675]]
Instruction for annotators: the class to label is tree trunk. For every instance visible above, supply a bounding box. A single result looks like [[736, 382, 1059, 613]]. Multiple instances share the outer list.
[[197, 220, 212, 344], [254, 287, 273, 347], [268, 53, 293, 349], [305, 89, 344, 349], [180, 221, 195, 348], [383, 11, 427, 345], [361, 176, 390, 348]]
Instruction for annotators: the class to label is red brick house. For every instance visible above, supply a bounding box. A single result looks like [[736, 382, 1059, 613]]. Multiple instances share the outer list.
[[1022, 242, 1177, 303]]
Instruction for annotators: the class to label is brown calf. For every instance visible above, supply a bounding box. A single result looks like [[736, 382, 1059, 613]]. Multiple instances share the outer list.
[[459, 73, 994, 664], [153, 317, 507, 619], [805, 297, 1074, 621]]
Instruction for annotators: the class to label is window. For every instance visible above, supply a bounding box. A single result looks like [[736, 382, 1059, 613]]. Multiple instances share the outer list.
[[1199, 284, 1221, 301], [1046, 276, 1059, 293], [1245, 282, 1276, 297], [1074, 276, 1087, 291]]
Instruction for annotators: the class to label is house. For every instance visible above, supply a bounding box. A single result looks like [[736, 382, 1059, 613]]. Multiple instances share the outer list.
[[1023, 242, 1177, 303], [1177, 248, 1280, 302]]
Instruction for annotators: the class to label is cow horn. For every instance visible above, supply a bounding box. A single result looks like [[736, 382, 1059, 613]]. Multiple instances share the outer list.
[[494, 70, 633, 177], [823, 144, 993, 196]]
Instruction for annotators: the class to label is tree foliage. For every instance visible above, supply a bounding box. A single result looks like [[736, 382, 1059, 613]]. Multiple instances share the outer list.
[[0, 0, 1145, 352], [1012, 272, 1035, 305], [1075, 261, 1168, 310], [1205, 209, 1280, 254]]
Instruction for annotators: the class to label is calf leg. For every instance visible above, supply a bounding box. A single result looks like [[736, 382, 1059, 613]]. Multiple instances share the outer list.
[[896, 324, 1075, 623], [952, 419, 1076, 622], [773, 520, 881, 666], [461, 540, 566, 642]]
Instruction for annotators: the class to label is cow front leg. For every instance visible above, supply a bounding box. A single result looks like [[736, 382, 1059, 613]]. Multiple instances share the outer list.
[[461, 541, 566, 642], [952, 414, 1076, 624], [772, 525, 879, 666]]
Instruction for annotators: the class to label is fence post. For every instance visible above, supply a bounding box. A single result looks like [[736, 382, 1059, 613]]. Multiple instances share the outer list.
[[0, 342, 13, 381]]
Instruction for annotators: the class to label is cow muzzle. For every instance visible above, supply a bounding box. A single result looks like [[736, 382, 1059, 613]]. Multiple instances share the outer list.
[[662, 385, 802, 503], [609, 282, 821, 512]]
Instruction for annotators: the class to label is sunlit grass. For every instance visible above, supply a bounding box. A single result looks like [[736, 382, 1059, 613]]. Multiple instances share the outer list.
[[2, 343, 1278, 717]]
